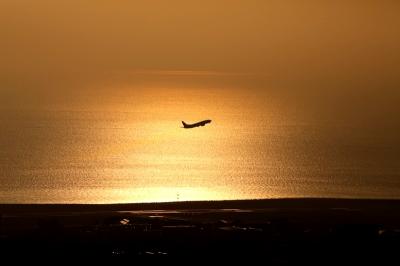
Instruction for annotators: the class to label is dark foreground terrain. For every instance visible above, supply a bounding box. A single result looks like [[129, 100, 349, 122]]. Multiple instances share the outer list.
[[1, 199, 399, 263]]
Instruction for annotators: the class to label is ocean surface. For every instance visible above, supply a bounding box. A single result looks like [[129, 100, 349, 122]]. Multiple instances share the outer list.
[[1, 83, 399, 203]]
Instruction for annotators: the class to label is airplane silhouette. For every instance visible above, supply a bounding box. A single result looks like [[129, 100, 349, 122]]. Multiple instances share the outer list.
[[182, 120, 212, 129]]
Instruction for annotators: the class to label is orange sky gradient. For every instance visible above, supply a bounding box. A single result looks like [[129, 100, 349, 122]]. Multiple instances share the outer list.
[[1, 1, 399, 87]]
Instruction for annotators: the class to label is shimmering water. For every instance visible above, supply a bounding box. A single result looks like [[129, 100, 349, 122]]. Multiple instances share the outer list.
[[1, 84, 399, 203]]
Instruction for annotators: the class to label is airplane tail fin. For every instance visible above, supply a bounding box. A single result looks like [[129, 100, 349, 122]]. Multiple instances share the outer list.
[[182, 121, 188, 127]]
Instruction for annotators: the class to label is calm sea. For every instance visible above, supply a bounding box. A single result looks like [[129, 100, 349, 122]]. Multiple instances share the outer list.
[[1, 85, 399, 203]]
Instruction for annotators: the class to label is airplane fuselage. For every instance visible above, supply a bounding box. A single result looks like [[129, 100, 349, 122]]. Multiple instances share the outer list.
[[182, 120, 212, 128]]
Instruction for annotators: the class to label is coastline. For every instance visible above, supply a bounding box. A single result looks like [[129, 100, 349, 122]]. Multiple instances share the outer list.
[[1, 197, 400, 213], [1, 198, 399, 262]]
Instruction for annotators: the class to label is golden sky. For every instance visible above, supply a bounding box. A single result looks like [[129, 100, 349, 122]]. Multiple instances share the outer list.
[[0, 0, 399, 89]]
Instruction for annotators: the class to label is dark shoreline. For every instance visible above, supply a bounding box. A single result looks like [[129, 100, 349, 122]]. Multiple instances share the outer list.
[[2, 197, 400, 213], [1, 198, 400, 262]]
